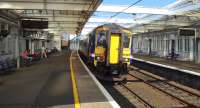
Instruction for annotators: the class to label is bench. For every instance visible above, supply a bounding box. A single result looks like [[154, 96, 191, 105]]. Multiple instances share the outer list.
[[20, 56, 33, 67], [150, 51, 158, 56], [0, 57, 16, 74], [137, 50, 144, 55], [166, 53, 180, 60]]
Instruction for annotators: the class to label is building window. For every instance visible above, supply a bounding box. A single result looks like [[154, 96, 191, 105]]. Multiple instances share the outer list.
[[161, 40, 164, 51], [185, 38, 190, 52], [178, 38, 182, 52], [157, 38, 160, 50], [166, 40, 170, 51]]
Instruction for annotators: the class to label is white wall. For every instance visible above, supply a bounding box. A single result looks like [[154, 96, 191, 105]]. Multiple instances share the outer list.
[[54, 36, 61, 51]]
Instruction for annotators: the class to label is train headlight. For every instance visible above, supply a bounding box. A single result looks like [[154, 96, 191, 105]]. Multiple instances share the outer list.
[[96, 56, 104, 62], [130, 55, 134, 59], [123, 58, 129, 62], [97, 56, 100, 60], [91, 53, 95, 58]]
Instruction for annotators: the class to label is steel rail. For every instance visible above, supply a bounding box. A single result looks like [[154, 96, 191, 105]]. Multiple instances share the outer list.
[[120, 83, 155, 108], [128, 73, 198, 108], [129, 66, 200, 97]]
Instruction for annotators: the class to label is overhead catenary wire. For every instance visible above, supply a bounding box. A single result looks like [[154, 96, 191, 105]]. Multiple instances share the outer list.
[[107, 0, 144, 21], [82, 0, 144, 35]]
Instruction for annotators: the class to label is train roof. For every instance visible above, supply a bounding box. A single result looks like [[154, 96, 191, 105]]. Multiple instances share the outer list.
[[95, 23, 132, 33]]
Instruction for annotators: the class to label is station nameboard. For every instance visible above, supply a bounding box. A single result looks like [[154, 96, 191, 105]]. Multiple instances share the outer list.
[[179, 28, 195, 36]]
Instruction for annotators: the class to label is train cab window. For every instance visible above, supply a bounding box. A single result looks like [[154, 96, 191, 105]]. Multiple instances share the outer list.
[[89, 33, 95, 52], [123, 34, 130, 48], [97, 32, 107, 48]]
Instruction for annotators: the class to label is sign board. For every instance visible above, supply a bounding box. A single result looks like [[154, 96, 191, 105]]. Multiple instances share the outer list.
[[22, 20, 48, 29], [179, 28, 195, 36], [23, 29, 48, 39]]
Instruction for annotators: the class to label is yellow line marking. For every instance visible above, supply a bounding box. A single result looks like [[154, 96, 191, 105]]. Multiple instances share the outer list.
[[70, 53, 80, 108]]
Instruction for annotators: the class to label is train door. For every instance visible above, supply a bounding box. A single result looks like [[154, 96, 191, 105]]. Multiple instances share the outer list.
[[109, 33, 120, 64]]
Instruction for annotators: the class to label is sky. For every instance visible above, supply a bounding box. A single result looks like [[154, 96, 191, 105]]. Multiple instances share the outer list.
[[93, 0, 177, 19], [102, 0, 176, 7]]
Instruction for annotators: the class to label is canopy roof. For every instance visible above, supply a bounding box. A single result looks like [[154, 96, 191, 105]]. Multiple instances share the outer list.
[[129, 0, 200, 34], [0, 0, 102, 35]]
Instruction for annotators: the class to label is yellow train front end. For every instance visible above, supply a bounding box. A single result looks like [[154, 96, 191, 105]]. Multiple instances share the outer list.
[[82, 24, 133, 82], [93, 27, 128, 81]]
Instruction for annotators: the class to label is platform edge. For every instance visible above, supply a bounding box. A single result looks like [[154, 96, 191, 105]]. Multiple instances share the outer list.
[[133, 58, 200, 77], [76, 51, 121, 108]]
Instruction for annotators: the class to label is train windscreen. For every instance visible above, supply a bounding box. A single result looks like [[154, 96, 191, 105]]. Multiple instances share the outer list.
[[97, 32, 107, 48], [123, 34, 130, 48]]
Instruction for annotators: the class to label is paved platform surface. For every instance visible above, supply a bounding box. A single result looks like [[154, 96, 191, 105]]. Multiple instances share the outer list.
[[0, 52, 73, 108], [133, 54, 200, 73], [71, 51, 116, 108], [0, 51, 117, 108]]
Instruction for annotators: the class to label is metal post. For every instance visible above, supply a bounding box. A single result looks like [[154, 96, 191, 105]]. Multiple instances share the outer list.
[[16, 21, 21, 69], [194, 28, 197, 63]]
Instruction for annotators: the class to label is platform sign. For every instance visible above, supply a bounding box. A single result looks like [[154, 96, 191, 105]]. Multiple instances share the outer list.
[[22, 20, 48, 29], [23, 29, 48, 39], [179, 28, 195, 36]]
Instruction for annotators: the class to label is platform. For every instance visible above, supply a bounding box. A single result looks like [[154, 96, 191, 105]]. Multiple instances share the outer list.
[[133, 54, 200, 76], [0, 51, 119, 108], [70, 51, 119, 108]]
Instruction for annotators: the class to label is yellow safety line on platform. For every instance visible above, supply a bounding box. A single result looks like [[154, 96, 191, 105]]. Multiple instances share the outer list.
[[70, 53, 80, 108]]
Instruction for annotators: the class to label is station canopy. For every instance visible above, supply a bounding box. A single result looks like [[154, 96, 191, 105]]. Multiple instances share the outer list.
[[0, 0, 102, 35], [1, 0, 200, 36]]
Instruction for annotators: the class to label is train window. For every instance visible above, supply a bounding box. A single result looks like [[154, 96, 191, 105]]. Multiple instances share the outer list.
[[97, 32, 107, 47], [123, 34, 130, 48], [178, 38, 183, 52], [89, 33, 95, 53]]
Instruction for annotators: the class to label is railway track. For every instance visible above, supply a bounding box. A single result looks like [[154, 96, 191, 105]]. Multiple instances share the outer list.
[[119, 83, 155, 108], [128, 66, 200, 108]]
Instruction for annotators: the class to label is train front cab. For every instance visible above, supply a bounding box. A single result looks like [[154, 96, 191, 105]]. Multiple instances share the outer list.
[[94, 30, 127, 81]]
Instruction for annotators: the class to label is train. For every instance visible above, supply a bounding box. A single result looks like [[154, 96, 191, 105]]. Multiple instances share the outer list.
[[79, 23, 132, 81]]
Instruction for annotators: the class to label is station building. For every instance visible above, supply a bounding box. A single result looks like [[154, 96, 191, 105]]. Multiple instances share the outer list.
[[132, 26, 200, 63]]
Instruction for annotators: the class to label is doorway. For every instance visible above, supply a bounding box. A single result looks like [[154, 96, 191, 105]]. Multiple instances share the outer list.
[[149, 39, 152, 55], [110, 33, 120, 64], [171, 40, 175, 54], [26, 40, 29, 50]]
